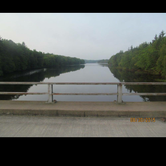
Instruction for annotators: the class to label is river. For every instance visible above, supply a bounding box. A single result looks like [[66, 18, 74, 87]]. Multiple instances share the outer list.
[[0, 63, 166, 102]]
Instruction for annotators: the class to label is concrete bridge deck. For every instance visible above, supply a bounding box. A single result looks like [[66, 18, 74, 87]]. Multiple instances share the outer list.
[[0, 100, 166, 117], [1, 115, 166, 137]]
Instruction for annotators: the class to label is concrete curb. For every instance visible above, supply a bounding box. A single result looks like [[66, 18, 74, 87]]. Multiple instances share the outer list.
[[0, 100, 166, 117], [0, 109, 166, 117]]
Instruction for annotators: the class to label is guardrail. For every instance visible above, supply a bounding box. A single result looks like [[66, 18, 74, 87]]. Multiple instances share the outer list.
[[0, 82, 166, 103]]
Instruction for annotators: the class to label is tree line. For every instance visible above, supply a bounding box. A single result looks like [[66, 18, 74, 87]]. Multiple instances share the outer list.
[[108, 30, 166, 78], [0, 38, 85, 76], [98, 59, 109, 63]]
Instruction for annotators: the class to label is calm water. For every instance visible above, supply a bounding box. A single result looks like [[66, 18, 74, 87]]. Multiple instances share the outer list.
[[0, 63, 166, 102]]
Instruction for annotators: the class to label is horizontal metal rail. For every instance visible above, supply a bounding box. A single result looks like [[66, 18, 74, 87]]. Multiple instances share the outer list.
[[53, 93, 118, 95], [0, 92, 48, 95], [123, 93, 166, 96], [0, 82, 166, 85], [0, 82, 166, 103]]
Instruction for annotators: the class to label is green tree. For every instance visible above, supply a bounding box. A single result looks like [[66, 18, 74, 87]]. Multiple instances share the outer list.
[[156, 41, 166, 75], [0, 37, 84, 76], [109, 31, 166, 77]]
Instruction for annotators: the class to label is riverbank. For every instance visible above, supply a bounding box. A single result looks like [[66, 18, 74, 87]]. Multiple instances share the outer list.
[[0, 38, 85, 76], [108, 31, 166, 79]]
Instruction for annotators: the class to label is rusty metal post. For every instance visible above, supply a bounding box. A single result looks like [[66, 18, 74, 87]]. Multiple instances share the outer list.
[[47, 84, 53, 103], [117, 83, 122, 103]]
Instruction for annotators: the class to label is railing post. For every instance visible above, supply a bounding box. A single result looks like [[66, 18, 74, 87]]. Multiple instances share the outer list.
[[47, 84, 53, 103], [117, 83, 122, 103], [51, 84, 53, 102]]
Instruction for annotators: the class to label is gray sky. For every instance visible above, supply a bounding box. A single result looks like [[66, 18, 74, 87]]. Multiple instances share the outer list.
[[0, 13, 166, 60]]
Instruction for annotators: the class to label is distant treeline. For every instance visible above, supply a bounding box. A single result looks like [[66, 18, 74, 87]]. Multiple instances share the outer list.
[[84, 59, 108, 63], [98, 59, 108, 63], [108, 31, 166, 78], [0, 38, 85, 76], [84, 59, 99, 63]]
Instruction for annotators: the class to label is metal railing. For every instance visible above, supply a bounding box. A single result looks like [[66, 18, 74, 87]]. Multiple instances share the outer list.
[[0, 82, 166, 103]]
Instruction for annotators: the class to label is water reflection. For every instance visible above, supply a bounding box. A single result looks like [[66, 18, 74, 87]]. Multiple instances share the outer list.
[[0, 65, 85, 100], [1, 63, 166, 102], [98, 63, 109, 67], [109, 67, 166, 101], [17, 63, 119, 102]]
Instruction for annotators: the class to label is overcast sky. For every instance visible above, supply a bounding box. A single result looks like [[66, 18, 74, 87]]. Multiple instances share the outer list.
[[0, 13, 166, 60]]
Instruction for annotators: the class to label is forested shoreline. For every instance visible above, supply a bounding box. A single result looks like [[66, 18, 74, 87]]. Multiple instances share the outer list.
[[0, 37, 85, 76], [108, 31, 166, 78]]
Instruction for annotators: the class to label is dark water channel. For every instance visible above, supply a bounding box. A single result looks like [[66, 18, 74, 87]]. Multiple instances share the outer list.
[[0, 63, 166, 102]]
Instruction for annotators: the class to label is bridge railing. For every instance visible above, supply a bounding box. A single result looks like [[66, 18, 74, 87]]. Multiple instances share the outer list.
[[0, 82, 166, 103]]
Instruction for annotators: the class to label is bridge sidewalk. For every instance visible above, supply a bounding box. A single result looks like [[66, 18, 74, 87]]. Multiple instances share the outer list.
[[0, 100, 166, 117]]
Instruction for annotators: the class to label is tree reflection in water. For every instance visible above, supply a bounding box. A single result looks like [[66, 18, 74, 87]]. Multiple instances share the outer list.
[[109, 67, 166, 101], [0, 65, 85, 100]]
